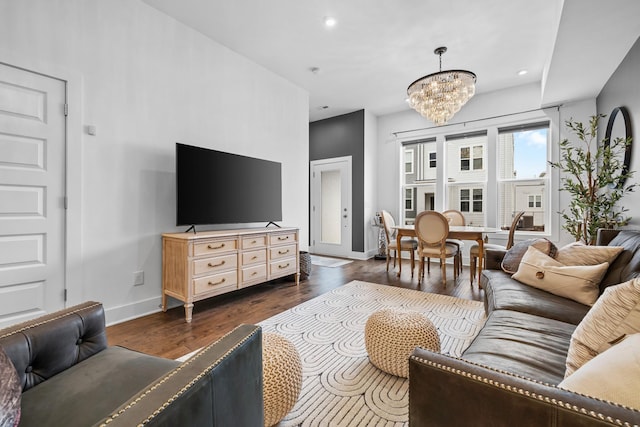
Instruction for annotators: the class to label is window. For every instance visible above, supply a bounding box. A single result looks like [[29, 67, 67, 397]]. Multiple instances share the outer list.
[[429, 152, 436, 168], [528, 194, 542, 208], [460, 189, 470, 212], [402, 139, 437, 225], [446, 132, 487, 225], [404, 149, 414, 174], [497, 122, 549, 231], [398, 118, 553, 232], [459, 145, 483, 171], [405, 188, 414, 210]]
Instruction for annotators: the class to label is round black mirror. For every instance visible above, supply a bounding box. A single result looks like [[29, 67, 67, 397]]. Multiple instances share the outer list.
[[604, 106, 633, 189]]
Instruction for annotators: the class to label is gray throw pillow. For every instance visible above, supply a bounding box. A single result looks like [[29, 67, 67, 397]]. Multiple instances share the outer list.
[[501, 238, 558, 274], [0, 346, 21, 427]]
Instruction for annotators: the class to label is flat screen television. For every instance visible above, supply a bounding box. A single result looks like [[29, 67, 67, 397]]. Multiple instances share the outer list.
[[176, 143, 282, 227]]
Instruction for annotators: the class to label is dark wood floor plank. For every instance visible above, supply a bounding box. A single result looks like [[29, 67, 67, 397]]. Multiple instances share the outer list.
[[107, 258, 484, 359]]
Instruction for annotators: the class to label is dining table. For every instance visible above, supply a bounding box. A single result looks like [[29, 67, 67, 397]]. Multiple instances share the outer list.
[[392, 224, 500, 285]]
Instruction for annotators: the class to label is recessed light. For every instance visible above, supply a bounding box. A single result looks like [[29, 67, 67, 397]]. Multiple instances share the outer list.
[[518, 69, 528, 76], [317, 106, 329, 110], [324, 16, 337, 28]]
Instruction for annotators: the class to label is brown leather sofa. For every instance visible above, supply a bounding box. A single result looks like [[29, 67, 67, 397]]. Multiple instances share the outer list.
[[409, 229, 640, 426], [0, 302, 263, 427]]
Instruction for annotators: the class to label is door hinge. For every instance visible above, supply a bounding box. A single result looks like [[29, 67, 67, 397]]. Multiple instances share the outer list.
[[64, 288, 68, 302], [64, 103, 68, 116]]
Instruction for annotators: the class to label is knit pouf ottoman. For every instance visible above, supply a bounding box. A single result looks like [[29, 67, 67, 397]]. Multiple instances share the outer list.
[[365, 309, 440, 378], [262, 333, 302, 427]]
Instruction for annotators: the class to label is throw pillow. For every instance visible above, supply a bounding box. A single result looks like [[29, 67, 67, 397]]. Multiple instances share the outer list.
[[0, 346, 21, 427], [501, 238, 558, 274], [559, 333, 640, 410], [555, 242, 624, 266], [512, 246, 608, 306], [565, 277, 640, 377]]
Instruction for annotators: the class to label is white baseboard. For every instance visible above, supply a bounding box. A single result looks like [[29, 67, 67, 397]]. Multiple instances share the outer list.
[[104, 296, 165, 327]]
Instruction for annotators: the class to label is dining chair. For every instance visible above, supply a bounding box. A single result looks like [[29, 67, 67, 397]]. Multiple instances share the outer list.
[[380, 210, 418, 277], [442, 209, 466, 274], [414, 210, 460, 287], [469, 211, 526, 284]]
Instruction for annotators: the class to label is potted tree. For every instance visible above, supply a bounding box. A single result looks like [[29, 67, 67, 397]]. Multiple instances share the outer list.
[[549, 114, 635, 244]]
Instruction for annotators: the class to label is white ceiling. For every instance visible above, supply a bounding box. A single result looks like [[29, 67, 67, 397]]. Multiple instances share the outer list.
[[142, 0, 640, 122]]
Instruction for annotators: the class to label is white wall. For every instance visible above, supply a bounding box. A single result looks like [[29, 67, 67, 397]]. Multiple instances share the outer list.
[[0, 0, 309, 324], [376, 82, 596, 252]]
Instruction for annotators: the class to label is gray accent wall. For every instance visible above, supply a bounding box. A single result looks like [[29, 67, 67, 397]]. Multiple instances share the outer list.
[[596, 36, 640, 227], [309, 110, 365, 253]]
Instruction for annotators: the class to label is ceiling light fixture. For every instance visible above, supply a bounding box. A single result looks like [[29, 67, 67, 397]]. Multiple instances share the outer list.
[[407, 47, 476, 126], [323, 16, 337, 27], [518, 69, 528, 76]]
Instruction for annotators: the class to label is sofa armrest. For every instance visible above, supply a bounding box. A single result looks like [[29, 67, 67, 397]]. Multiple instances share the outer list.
[[484, 248, 507, 270], [596, 228, 621, 246], [409, 348, 640, 427], [96, 324, 263, 427]]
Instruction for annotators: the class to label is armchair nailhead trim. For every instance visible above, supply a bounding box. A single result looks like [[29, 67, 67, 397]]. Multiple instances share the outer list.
[[99, 325, 261, 427], [410, 355, 639, 427]]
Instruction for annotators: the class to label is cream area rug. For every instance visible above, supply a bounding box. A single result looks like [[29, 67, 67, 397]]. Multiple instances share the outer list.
[[258, 280, 486, 426], [310, 255, 353, 268]]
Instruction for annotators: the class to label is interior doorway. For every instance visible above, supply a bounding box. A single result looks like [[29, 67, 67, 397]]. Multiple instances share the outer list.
[[0, 63, 67, 327], [310, 156, 352, 258]]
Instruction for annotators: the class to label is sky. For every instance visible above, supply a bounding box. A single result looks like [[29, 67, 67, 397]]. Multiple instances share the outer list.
[[513, 129, 548, 178]]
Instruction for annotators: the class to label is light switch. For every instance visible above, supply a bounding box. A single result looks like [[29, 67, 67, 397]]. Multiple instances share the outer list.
[[87, 125, 97, 136]]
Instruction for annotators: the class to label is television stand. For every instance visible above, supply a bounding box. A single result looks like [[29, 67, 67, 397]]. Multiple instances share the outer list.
[[162, 227, 300, 322], [265, 221, 281, 228], [185, 225, 197, 234]]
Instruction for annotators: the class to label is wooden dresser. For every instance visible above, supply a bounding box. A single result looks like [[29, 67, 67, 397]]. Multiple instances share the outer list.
[[162, 227, 299, 322]]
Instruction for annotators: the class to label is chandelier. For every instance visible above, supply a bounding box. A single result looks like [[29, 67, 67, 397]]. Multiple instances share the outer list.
[[407, 47, 476, 126]]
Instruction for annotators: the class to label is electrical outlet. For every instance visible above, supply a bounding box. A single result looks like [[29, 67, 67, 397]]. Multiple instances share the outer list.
[[133, 271, 144, 286]]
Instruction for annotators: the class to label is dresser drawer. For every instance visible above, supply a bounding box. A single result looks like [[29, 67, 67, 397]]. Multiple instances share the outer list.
[[269, 232, 296, 246], [192, 253, 237, 276], [193, 238, 237, 256], [241, 235, 267, 249], [241, 264, 268, 284], [242, 249, 267, 266], [270, 244, 296, 260], [269, 258, 296, 276], [193, 270, 238, 295]]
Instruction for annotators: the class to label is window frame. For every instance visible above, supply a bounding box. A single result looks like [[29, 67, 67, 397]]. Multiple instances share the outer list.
[[398, 114, 556, 238]]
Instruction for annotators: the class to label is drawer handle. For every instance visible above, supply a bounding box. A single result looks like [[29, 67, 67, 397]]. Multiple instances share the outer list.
[[251, 240, 257, 244], [207, 260, 225, 268], [278, 249, 289, 255], [277, 236, 289, 241], [207, 243, 225, 250], [278, 263, 290, 269], [251, 255, 258, 260], [251, 271, 258, 276], [208, 278, 226, 286]]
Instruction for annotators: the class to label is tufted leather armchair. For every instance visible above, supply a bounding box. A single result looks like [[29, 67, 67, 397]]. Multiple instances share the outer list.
[[0, 301, 263, 427]]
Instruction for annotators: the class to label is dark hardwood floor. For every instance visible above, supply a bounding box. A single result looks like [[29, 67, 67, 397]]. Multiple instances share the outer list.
[[106, 257, 484, 359]]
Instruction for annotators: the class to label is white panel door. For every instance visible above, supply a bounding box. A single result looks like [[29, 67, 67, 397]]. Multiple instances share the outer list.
[[310, 157, 352, 257], [0, 63, 66, 327]]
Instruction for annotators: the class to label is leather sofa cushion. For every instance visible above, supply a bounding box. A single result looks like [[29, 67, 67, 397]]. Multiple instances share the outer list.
[[19, 346, 179, 427], [482, 269, 590, 325], [462, 310, 576, 385]]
